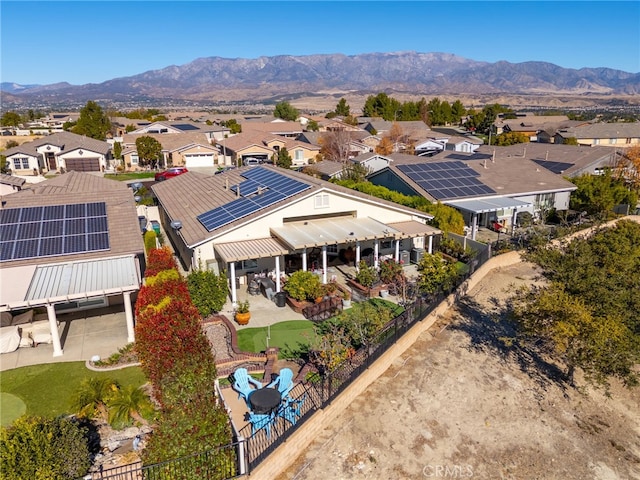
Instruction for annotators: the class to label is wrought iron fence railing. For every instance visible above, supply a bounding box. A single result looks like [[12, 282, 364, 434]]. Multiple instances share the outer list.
[[92, 241, 492, 479]]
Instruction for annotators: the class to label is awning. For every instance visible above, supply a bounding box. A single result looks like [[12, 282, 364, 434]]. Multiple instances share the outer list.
[[0, 255, 141, 311], [443, 197, 531, 214], [386, 220, 440, 239], [271, 217, 401, 250], [215, 237, 290, 263]]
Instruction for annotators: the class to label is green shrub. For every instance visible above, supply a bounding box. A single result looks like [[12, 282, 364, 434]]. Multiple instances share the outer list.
[[144, 230, 157, 253], [284, 270, 321, 301], [355, 261, 377, 288], [187, 268, 228, 316], [0, 415, 91, 480]]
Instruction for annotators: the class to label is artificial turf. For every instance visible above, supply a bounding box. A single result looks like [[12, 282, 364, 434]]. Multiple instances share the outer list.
[[236, 320, 315, 356], [0, 362, 147, 427]]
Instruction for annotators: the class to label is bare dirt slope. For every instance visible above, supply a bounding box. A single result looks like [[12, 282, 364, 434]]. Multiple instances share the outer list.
[[278, 262, 640, 480]]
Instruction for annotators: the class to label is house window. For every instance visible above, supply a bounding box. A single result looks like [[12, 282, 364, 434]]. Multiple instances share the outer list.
[[327, 244, 338, 254], [131, 154, 139, 165], [626, 138, 632, 144], [314, 194, 329, 209], [535, 193, 555, 206], [234, 259, 258, 271], [294, 149, 304, 161], [610, 138, 617, 145], [12, 157, 29, 169]]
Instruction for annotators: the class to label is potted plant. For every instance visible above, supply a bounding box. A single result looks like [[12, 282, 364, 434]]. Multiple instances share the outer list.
[[235, 300, 250, 325], [342, 290, 352, 308]]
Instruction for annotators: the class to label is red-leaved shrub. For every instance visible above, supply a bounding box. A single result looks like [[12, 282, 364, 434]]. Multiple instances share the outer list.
[[145, 246, 178, 277]]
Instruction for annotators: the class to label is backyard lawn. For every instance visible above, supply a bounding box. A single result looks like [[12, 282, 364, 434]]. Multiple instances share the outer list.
[[0, 363, 147, 427], [236, 320, 315, 356]]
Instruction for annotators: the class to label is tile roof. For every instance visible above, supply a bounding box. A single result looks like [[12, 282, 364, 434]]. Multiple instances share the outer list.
[[0, 171, 144, 268], [0, 174, 26, 188], [122, 132, 213, 152], [152, 165, 434, 247], [2, 131, 111, 157], [557, 122, 640, 139]]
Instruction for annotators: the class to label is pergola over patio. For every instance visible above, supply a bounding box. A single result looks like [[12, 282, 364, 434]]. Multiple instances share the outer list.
[[216, 217, 440, 304], [444, 197, 531, 239], [0, 255, 141, 357]]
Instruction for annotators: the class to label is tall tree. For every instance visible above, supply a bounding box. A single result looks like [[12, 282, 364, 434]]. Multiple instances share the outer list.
[[0, 111, 22, 127], [451, 100, 467, 124], [335, 98, 351, 116], [319, 130, 352, 162], [273, 101, 299, 121], [135, 136, 163, 168], [73, 100, 111, 140], [276, 146, 292, 168]]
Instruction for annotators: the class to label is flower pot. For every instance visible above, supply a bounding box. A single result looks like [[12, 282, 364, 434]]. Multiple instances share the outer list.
[[235, 311, 251, 325], [379, 290, 389, 298], [342, 299, 352, 308]]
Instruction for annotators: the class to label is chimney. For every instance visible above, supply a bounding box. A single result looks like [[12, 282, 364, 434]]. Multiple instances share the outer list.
[[492, 150, 496, 163], [483, 159, 487, 169], [522, 147, 527, 158], [236, 185, 240, 198], [545, 150, 549, 161]]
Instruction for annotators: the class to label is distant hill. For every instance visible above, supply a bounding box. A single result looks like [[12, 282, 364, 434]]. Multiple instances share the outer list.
[[3, 52, 640, 107]]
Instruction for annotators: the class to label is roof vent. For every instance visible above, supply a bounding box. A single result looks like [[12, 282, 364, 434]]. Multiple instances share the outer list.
[[170, 220, 183, 230]]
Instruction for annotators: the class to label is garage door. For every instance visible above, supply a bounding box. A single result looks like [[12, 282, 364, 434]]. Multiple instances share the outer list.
[[65, 158, 100, 172], [185, 154, 214, 168]]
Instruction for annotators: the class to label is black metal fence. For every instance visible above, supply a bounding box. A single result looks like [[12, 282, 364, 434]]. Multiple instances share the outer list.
[[94, 240, 492, 479]]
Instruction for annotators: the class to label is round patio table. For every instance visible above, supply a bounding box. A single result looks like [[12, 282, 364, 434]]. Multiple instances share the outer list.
[[249, 388, 281, 414]]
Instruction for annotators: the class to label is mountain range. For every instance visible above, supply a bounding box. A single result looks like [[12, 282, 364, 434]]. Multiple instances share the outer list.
[[3, 52, 640, 107]]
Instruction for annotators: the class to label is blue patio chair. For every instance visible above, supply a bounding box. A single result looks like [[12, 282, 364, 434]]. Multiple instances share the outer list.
[[279, 393, 307, 426], [232, 368, 263, 402], [249, 411, 273, 438], [267, 367, 294, 399]]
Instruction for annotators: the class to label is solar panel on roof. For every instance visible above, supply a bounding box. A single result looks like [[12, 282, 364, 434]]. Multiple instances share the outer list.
[[0, 202, 110, 262], [533, 159, 574, 174], [173, 124, 200, 131], [398, 161, 496, 200], [197, 167, 311, 231]]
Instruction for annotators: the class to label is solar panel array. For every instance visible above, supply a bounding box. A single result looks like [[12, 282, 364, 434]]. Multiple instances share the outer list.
[[398, 161, 496, 200], [445, 153, 493, 161], [0, 202, 110, 262], [197, 167, 311, 231], [533, 159, 574, 174]]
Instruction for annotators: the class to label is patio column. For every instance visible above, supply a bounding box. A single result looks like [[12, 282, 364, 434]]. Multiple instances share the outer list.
[[230, 261, 237, 305], [511, 208, 518, 235], [471, 214, 478, 241], [322, 246, 327, 284], [355, 242, 361, 270], [124, 291, 135, 343], [275, 256, 281, 292], [46, 304, 63, 357], [302, 248, 307, 271], [428, 235, 433, 254], [374, 240, 379, 269]]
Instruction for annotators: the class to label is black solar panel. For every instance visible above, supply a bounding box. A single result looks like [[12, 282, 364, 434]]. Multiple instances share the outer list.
[[197, 167, 311, 231], [398, 161, 496, 200], [533, 159, 574, 174], [446, 153, 492, 161], [0, 202, 110, 262], [173, 124, 200, 131]]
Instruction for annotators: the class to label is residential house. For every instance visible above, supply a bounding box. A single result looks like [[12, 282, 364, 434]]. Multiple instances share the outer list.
[[218, 131, 320, 167], [152, 165, 440, 303], [368, 148, 578, 239], [120, 132, 223, 170], [0, 172, 144, 357], [0, 174, 25, 195], [554, 122, 640, 147], [1, 132, 112, 174]]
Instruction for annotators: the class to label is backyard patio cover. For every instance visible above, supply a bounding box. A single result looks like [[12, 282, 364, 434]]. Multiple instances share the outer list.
[[0, 255, 141, 311], [214, 237, 290, 263], [271, 217, 402, 250], [443, 197, 531, 214]]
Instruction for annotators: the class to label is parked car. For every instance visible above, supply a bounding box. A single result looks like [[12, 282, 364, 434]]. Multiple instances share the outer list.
[[243, 158, 262, 166], [154, 167, 188, 181]]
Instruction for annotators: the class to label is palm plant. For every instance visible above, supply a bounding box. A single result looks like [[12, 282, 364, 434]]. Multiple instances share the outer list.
[[71, 377, 117, 421], [107, 384, 154, 428]]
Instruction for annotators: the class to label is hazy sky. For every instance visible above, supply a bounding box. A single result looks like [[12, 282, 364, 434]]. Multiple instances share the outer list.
[[2, 1, 639, 86]]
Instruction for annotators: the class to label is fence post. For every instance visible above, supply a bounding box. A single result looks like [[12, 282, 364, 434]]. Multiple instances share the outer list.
[[237, 437, 247, 475]]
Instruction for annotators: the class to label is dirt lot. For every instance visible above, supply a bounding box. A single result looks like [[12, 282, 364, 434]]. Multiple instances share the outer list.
[[278, 262, 640, 480]]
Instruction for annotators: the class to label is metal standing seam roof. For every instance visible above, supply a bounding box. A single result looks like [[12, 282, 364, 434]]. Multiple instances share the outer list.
[[23, 255, 141, 306], [443, 197, 531, 214]]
